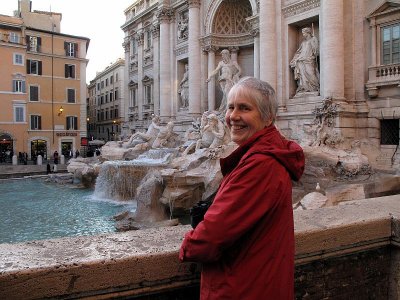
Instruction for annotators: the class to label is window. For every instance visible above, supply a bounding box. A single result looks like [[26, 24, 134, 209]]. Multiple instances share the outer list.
[[382, 24, 400, 65], [27, 36, 41, 52], [66, 116, 78, 130], [13, 104, 25, 122], [97, 83, 100, 90], [110, 91, 113, 101], [13, 53, 23, 65], [30, 86, 39, 101], [106, 78, 108, 86], [114, 107, 118, 118], [65, 64, 75, 78], [114, 88, 118, 100], [131, 39, 137, 55], [381, 119, 399, 145], [64, 42, 78, 57], [105, 94, 108, 103], [144, 85, 152, 104], [116, 73, 118, 81], [13, 79, 26, 93], [27, 60, 42, 75], [110, 75, 114, 84], [130, 88, 136, 107], [101, 81, 104, 89], [145, 30, 152, 49], [30, 115, 42, 130], [9, 32, 19, 43], [67, 88, 76, 103]]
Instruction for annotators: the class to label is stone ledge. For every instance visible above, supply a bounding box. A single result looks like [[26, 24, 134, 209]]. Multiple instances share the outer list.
[[0, 195, 399, 299]]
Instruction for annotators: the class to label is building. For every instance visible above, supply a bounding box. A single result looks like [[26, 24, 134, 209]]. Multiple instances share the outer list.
[[88, 58, 126, 142], [121, 0, 400, 171], [0, 0, 89, 161]]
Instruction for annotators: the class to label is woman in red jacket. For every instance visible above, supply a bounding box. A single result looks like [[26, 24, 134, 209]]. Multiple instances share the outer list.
[[180, 76, 305, 299]]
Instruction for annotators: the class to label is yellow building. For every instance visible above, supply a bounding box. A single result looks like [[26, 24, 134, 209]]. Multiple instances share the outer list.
[[0, 0, 89, 161]]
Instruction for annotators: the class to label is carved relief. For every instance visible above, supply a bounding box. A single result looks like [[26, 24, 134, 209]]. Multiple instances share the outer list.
[[177, 11, 189, 41], [282, 0, 320, 18], [156, 7, 174, 22]]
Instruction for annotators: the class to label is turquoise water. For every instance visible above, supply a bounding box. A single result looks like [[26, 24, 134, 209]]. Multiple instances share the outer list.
[[0, 178, 134, 244]]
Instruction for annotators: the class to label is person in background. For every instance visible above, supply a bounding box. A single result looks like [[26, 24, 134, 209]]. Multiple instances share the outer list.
[[53, 151, 59, 165], [179, 76, 305, 299]]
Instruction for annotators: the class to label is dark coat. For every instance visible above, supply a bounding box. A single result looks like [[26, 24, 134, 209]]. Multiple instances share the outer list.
[[180, 125, 305, 300]]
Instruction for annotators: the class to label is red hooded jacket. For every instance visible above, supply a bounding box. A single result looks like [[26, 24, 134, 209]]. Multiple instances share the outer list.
[[179, 125, 305, 300]]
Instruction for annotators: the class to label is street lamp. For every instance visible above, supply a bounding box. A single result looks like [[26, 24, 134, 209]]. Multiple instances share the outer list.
[[58, 106, 64, 116]]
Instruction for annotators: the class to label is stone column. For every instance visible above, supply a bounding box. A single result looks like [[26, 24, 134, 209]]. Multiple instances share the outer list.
[[320, 0, 345, 100], [136, 31, 144, 120], [151, 23, 160, 116], [207, 46, 216, 111], [259, 0, 277, 89], [252, 29, 260, 78], [188, 0, 201, 116], [157, 7, 173, 119]]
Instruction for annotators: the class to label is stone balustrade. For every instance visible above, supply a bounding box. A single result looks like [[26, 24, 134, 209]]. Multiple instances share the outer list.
[[0, 195, 399, 299]]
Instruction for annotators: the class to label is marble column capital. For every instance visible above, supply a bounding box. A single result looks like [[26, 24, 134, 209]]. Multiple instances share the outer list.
[[156, 7, 174, 22], [188, 0, 201, 8], [202, 45, 219, 53]]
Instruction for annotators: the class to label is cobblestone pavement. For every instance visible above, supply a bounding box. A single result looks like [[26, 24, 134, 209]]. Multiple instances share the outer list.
[[0, 163, 68, 179]]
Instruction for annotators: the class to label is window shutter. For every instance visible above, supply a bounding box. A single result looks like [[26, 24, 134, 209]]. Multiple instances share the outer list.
[[38, 116, 41, 130], [26, 35, 30, 50], [66, 117, 70, 130], [72, 65, 75, 78], [27, 59, 31, 74], [64, 41, 68, 55], [65, 65, 68, 78], [38, 61, 42, 75], [74, 117, 78, 130], [30, 115, 34, 129], [22, 81, 26, 93], [12, 80, 16, 92], [74, 43, 78, 57]]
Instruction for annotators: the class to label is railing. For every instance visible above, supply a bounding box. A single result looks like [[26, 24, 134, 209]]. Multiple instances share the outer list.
[[366, 63, 400, 97]]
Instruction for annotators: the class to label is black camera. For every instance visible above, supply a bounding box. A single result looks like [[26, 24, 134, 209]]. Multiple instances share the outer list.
[[190, 200, 211, 229]]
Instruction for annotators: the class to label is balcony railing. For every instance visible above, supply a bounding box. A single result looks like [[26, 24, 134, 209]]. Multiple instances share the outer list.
[[366, 63, 400, 97]]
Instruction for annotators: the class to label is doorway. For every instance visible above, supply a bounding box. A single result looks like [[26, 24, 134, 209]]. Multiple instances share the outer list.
[[31, 139, 47, 160], [61, 142, 72, 159]]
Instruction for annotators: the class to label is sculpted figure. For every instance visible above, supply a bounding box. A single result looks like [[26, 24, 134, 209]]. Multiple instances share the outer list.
[[206, 49, 241, 111], [183, 113, 225, 155], [177, 16, 188, 40], [290, 27, 320, 94], [124, 115, 161, 148], [178, 64, 189, 108], [152, 121, 175, 148]]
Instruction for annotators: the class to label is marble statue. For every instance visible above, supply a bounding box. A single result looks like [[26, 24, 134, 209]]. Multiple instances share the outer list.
[[124, 114, 161, 148], [178, 64, 189, 108], [152, 121, 175, 148], [290, 27, 320, 94], [206, 49, 241, 111], [183, 113, 225, 155], [177, 16, 188, 40]]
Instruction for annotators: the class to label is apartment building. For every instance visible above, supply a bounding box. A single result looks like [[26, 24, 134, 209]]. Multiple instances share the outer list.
[[88, 58, 125, 142], [0, 0, 89, 160]]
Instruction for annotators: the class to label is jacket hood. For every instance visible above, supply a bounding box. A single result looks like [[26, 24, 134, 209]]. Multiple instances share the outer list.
[[221, 125, 305, 181]]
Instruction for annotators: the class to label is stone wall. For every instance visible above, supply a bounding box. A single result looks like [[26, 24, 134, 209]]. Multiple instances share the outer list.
[[0, 195, 399, 299]]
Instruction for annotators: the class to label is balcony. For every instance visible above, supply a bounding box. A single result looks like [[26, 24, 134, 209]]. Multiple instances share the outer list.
[[366, 63, 400, 97]]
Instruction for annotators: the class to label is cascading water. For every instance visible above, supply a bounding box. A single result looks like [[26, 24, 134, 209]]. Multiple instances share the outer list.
[[94, 148, 178, 201]]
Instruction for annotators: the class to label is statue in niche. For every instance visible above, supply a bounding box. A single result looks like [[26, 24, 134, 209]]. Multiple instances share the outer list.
[[183, 113, 225, 155], [178, 64, 189, 108], [207, 49, 241, 111], [152, 121, 176, 148], [290, 27, 320, 95], [177, 15, 188, 40], [124, 114, 161, 148]]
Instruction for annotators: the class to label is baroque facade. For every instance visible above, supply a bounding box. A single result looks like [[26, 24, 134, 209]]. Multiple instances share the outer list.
[[0, 0, 89, 160], [121, 0, 400, 170]]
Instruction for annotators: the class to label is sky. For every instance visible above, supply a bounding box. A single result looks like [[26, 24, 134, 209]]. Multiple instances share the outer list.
[[1, 0, 134, 83]]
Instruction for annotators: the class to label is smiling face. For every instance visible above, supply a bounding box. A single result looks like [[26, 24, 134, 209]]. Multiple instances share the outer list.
[[225, 86, 270, 145]]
